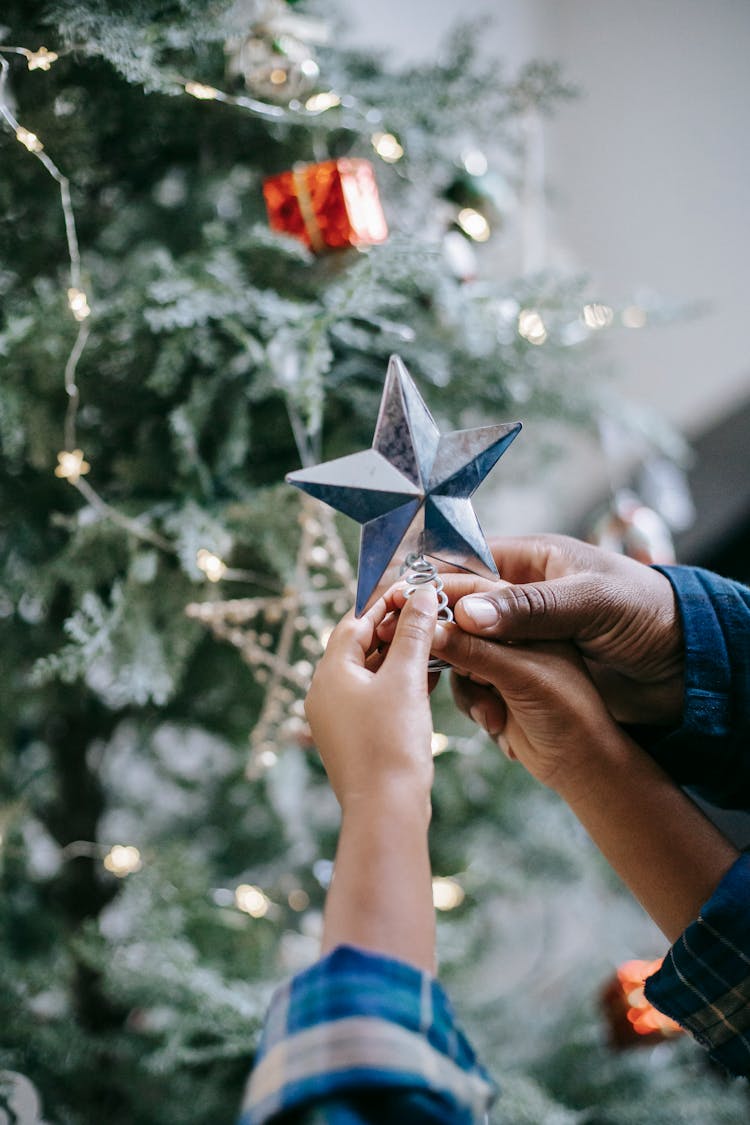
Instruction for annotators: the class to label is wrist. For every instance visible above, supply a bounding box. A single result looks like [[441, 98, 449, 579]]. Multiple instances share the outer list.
[[341, 783, 432, 828], [549, 725, 636, 806]]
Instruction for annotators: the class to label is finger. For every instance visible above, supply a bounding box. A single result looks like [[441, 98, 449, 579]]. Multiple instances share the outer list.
[[375, 610, 399, 644], [438, 626, 586, 700], [484, 533, 596, 584], [381, 584, 438, 681], [322, 608, 377, 667], [453, 571, 615, 644], [438, 573, 507, 609], [365, 646, 387, 674], [450, 672, 508, 736]]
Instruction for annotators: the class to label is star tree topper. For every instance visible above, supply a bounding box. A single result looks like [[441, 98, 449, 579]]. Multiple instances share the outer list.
[[286, 355, 521, 615]]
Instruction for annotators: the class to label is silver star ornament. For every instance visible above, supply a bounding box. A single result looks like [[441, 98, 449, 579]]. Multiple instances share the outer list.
[[286, 355, 521, 615]]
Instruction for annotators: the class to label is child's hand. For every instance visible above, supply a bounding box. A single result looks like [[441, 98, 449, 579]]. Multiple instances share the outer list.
[[305, 585, 438, 814]]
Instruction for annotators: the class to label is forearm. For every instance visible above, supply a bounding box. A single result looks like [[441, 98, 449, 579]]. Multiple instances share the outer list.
[[321, 787, 436, 974], [558, 730, 740, 943]]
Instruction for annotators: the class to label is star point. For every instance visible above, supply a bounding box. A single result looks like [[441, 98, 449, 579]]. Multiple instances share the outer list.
[[286, 355, 521, 614]]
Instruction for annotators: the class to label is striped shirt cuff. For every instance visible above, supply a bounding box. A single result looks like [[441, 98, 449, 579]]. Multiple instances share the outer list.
[[239, 945, 497, 1125], [644, 853, 750, 1076]]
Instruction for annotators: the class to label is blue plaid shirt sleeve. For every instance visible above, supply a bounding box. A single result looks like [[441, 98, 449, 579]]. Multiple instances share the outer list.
[[645, 853, 750, 1076], [238, 945, 497, 1125], [621, 566, 750, 1074], [633, 566, 750, 808]]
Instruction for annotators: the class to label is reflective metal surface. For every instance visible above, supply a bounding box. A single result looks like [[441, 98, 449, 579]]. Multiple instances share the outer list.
[[286, 355, 522, 615]]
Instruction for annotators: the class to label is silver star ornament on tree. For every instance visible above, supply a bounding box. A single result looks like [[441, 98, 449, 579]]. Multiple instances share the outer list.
[[286, 355, 521, 615]]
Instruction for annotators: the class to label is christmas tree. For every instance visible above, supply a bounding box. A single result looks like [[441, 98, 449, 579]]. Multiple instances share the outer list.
[[1, 2, 747, 1122]]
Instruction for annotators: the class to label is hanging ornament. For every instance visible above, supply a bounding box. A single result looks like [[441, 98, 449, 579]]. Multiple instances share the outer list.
[[186, 497, 356, 777], [600, 959, 684, 1049], [286, 354, 522, 616], [225, 0, 328, 103], [263, 159, 388, 253], [585, 489, 676, 565]]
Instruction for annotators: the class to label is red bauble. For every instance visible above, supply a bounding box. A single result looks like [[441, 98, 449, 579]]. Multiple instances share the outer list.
[[601, 958, 684, 1049], [263, 158, 388, 252]]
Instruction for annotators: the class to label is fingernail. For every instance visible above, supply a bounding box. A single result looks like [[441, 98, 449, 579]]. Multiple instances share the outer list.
[[460, 596, 499, 628], [408, 584, 437, 611]]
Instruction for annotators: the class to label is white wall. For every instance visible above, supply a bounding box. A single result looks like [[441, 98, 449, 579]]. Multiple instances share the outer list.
[[342, 0, 750, 530]]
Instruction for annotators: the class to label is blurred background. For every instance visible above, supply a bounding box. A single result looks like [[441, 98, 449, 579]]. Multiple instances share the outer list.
[[2, 2, 749, 1122], [346, 0, 750, 567]]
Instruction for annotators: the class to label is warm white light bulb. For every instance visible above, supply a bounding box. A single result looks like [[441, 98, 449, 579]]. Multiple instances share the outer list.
[[371, 132, 404, 163], [196, 548, 226, 582], [518, 308, 547, 345], [235, 884, 270, 918], [582, 302, 614, 329], [432, 876, 465, 911], [456, 208, 490, 242], [103, 844, 142, 877], [16, 126, 43, 153], [67, 287, 91, 321], [54, 449, 91, 483], [305, 92, 341, 114], [431, 732, 449, 757], [184, 81, 220, 100], [462, 149, 488, 176], [26, 47, 58, 71]]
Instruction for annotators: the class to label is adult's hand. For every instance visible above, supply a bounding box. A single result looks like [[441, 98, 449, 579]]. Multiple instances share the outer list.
[[438, 534, 685, 725]]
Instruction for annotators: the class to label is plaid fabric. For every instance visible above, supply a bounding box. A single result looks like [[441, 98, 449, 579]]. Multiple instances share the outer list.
[[640, 566, 750, 808], [645, 853, 750, 1076], [238, 945, 497, 1125]]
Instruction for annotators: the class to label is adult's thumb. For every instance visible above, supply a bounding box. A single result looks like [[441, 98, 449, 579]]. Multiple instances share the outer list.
[[454, 573, 599, 643], [385, 584, 438, 677]]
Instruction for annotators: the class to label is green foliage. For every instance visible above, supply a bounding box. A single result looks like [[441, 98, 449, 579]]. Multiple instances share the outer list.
[[1, 3, 745, 1124]]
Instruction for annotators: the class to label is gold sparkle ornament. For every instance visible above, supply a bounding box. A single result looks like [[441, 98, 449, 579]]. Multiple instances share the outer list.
[[55, 449, 90, 484], [186, 496, 356, 776]]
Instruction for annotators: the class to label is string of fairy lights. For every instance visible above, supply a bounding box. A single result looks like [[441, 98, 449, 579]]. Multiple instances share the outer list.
[[0, 34, 649, 912], [0, 36, 649, 556]]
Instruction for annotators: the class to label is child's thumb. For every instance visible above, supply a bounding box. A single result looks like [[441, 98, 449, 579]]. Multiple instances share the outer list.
[[384, 584, 438, 679]]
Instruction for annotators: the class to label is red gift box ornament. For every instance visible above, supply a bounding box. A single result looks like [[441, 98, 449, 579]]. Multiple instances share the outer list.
[[263, 158, 388, 252], [601, 958, 685, 1049]]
